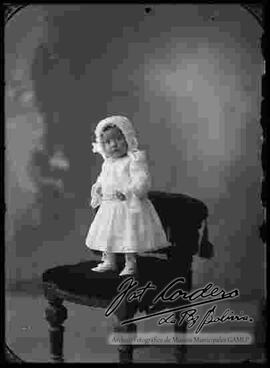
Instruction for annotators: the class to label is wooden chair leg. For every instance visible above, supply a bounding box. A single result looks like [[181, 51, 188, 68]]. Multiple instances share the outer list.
[[116, 323, 137, 364], [113, 298, 137, 364], [174, 312, 188, 363], [45, 296, 67, 362]]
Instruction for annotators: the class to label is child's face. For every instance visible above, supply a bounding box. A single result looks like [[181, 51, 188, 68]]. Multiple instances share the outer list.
[[101, 126, 128, 159]]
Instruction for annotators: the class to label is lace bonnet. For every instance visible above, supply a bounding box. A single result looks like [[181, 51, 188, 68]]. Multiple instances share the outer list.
[[92, 115, 139, 159]]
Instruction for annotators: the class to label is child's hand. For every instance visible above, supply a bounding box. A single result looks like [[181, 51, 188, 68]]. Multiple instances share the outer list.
[[115, 191, 126, 201], [96, 186, 102, 196]]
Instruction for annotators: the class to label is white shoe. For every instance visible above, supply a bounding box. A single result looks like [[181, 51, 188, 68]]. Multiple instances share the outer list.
[[91, 262, 116, 272], [119, 263, 137, 276]]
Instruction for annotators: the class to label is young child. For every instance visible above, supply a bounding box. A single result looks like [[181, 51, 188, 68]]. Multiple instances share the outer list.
[[85, 115, 170, 276]]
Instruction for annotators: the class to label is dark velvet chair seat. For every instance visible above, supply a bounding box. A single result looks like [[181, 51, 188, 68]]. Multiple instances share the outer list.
[[42, 191, 212, 363], [43, 261, 121, 302], [42, 256, 190, 313]]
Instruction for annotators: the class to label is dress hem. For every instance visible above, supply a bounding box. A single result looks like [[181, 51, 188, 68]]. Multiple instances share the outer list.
[[85, 241, 171, 253]]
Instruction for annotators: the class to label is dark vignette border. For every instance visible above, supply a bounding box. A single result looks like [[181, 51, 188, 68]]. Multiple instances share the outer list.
[[2, 1, 267, 363]]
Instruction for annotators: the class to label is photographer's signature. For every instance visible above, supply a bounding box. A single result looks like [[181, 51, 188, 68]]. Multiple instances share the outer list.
[[105, 277, 253, 333]]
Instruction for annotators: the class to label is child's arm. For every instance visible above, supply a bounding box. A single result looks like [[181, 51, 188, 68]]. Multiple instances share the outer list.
[[122, 151, 151, 199], [90, 162, 105, 208]]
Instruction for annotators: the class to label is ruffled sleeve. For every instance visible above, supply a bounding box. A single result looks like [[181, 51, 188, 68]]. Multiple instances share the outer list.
[[90, 162, 105, 208], [122, 150, 151, 199]]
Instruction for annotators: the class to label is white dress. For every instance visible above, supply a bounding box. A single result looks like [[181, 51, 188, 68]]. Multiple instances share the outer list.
[[85, 151, 170, 253]]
